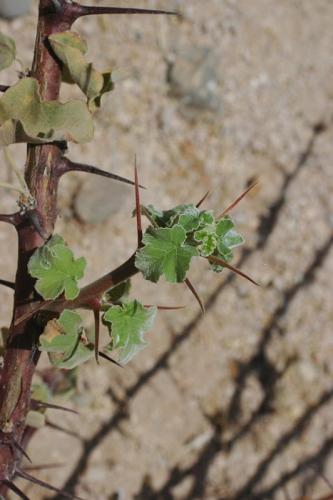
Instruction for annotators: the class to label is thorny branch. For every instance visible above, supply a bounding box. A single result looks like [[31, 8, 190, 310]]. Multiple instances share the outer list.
[[0, 0, 176, 496]]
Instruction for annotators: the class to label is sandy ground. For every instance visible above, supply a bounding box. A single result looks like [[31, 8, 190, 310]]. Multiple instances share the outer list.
[[0, 0, 333, 499]]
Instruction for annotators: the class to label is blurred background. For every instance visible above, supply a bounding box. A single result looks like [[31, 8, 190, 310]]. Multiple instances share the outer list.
[[0, 0, 332, 498]]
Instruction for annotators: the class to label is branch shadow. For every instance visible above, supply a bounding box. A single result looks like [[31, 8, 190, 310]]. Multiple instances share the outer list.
[[51, 121, 329, 499]]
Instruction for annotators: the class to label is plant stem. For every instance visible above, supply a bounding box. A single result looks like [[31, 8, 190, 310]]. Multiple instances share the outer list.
[[0, 0, 72, 487]]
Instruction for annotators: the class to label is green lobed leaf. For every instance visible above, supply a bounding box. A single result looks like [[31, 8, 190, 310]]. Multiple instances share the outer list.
[[194, 222, 218, 257], [28, 235, 86, 300], [211, 217, 244, 272], [161, 204, 200, 229], [0, 32, 16, 71], [198, 233, 218, 257], [135, 224, 198, 283], [199, 210, 214, 225], [49, 31, 114, 112], [103, 300, 157, 364], [221, 229, 244, 249], [0, 77, 94, 146], [216, 216, 234, 236], [39, 310, 94, 369], [178, 212, 201, 232], [143, 204, 201, 230], [143, 204, 164, 224]]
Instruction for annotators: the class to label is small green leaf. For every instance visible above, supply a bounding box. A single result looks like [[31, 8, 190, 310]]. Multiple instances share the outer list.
[[221, 229, 244, 249], [199, 210, 214, 225], [103, 300, 157, 364], [58, 309, 82, 336], [178, 212, 201, 232], [0, 32, 16, 71], [144, 205, 164, 222], [194, 223, 218, 257], [49, 31, 114, 112], [27, 382, 51, 427], [216, 241, 233, 261], [216, 216, 234, 236], [143, 204, 201, 230], [135, 225, 198, 283], [28, 235, 86, 300], [163, 204, 200, 228], [0, 77, 94, 146], [39, 310, 94, 369], [141, 204, 172, 227], [198, 233, 218, 257]]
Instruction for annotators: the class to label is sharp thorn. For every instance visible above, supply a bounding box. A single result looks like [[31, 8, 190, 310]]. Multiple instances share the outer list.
[[207, 255, 260, 286], [17, 470, 85, 500], [184, 278, 205, 315], [98, 351, 123, 368], [23, 461, 64, 472], [30, 399, 79, 415], [196, 190, 210, 208], [0, 212, 20, 226], [217, 182, 258, 219], [14, 300, 52, 327], [79, 6, 178, 18], [94, 309, 100, 364], [3, 480, 30, 500], [12, 439, 32, 464], [0, 278, 15, 290], [134, 158, 143, 246], [61, 159, 145, 188]]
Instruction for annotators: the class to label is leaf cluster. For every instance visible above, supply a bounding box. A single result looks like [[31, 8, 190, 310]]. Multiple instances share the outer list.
[[28, 237, 157, 366], [135, 204, 244, 282]]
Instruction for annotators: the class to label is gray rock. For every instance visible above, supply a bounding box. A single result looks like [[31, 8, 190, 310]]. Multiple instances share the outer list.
[[167, 46, 221, 117], [0, 0, 31, 18], [74, 176, 131, 224]]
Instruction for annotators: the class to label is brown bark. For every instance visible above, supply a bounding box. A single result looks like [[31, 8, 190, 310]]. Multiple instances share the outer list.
[[0, 0, 71, 486]]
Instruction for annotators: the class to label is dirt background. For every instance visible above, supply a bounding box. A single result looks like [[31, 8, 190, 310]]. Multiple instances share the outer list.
[[0, 0, 333, 499]]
